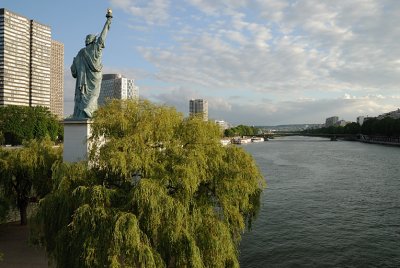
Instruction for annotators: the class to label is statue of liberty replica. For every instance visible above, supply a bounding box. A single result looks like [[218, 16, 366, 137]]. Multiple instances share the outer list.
[[71, 9, 113, 119]]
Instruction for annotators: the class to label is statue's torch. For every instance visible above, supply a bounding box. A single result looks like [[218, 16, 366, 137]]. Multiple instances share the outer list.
[[106, 8, 113, 18]]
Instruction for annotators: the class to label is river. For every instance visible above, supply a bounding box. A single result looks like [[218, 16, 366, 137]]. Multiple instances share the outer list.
[[239, 136, 400, 267]]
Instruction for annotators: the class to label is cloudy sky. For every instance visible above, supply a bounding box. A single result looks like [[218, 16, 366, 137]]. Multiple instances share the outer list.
[[3, 0, 400, 125]]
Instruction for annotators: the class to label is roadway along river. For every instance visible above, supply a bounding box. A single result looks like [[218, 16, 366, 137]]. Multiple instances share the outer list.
[[239, 136, 400, 267]]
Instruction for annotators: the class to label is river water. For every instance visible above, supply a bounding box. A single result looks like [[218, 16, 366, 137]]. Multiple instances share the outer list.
[[239, 136, 400, 267]]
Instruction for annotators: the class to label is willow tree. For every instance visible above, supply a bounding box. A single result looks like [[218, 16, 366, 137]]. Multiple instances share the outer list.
[[0, 138, 61, 225], [34, 100, 265, 268]]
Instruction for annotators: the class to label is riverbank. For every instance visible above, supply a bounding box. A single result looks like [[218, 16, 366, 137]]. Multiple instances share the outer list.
[[359, 135, 400, 147]]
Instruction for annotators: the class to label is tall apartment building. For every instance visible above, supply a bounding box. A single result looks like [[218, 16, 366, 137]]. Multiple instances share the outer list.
[[98, 74, 139, 106], [50, 40, 64, 118], [189, 99, 208, 121], [325, 116, 339, 127], [0, 8, 30, 106], [30, 20, 51, 107], [0, 8, 64, 117]]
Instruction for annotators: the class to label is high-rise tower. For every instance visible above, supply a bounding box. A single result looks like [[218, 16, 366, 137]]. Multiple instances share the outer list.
[[189, 99, 208, 121], [29, 20, 51, 107], [0, 8, 31, 106], [0, 8, 64, 117], [98, 74, 139, 106], [325, 116, 339, 127], [50, 40, 64, 118]]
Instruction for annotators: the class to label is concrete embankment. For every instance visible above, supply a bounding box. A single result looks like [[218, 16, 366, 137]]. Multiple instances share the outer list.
[[359, 135, 400, 147], [360, 140, 400, 146]]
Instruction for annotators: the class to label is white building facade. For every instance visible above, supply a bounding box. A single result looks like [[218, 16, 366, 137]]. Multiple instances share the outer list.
[[357, 116, 364, 126], [215, 120, 229, 130], [189, 99, 208, 121], [50, 40, 64, 119], [0, 8, 31, 106], [98, 74, 139, 106], [29, 20, 51, 107], [325, 116, 339, 127]]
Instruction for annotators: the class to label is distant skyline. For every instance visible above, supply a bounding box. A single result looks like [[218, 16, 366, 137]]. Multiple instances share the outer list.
[[2, 0, 400, 125]]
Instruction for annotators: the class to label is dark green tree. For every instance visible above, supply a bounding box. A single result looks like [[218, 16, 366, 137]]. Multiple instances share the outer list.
[[304, 117, 400, 138], [224, 125, 260, 137], [0, 139, 61, 225], [34, 100, 265, 268], [0, 106, 62, 145], [0, 192, 8, 261], [343, 122, 361, 134], [0, 131, 4, 146], [361, 117, 400, 136], [0, 195, 9, 223]]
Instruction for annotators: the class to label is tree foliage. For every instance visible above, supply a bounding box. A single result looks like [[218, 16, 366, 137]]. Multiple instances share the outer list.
[[303, 117, 400, 137], [0, 139, 62, 225], [360, 117, 400, 136], [34, 100, 265, 268], [224, 125, 260, 137], [0, 195, 9, 223], [0, 105, 62, 145], [303, 123, 360, 135]]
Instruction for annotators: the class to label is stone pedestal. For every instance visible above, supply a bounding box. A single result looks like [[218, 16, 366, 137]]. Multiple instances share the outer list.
[[63, 119, 92, 162]]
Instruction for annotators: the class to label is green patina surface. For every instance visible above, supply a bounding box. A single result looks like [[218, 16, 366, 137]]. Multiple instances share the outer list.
[[71, 11, 112, 119]]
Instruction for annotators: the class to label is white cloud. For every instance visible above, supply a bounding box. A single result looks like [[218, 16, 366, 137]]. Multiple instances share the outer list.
[[107, 0, 400, 124], [110, 0, 170, 25], [143, 86, 398, 125]]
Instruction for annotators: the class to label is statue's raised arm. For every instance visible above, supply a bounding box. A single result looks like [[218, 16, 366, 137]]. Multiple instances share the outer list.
[[71, 9, 113, 119], [98, 9, 112, 48]]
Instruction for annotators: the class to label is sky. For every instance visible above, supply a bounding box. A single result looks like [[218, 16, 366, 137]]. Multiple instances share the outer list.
[[2, 0, 400, 125]]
